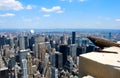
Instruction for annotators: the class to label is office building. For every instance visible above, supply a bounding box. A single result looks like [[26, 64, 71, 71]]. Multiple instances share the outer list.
[[81, 38, 89, 46], [59, 45, 69, 66], [86, 45, 95, 53], [0, 36, 6, 49], [18, 36, 25, 50], [69, 44, 77, 64], [77, 46, 84, 56], [50, 40, 56, 48], [19, 49, 30, 66], [29, 36, 35, 51], [38, 42, 46, 62], [68, 37, 72, 45], [27, 53, 33, 78], [34, 35, 45, 58], [45, 42, 51, 50], [51, 67, 58, 78], [72, 32, 76, 44], [3, 45, 10, 58], [22, 59, 28, 78], [55, 52, 63, 69], [24, 36, 29, 49], [49, 52, 55, 67]]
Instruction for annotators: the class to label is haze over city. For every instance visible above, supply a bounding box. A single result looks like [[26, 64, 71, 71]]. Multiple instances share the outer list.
[[0, 0, 120, 29]]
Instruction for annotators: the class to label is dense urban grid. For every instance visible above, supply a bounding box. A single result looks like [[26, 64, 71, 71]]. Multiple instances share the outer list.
[[0, 29, 120, 78]]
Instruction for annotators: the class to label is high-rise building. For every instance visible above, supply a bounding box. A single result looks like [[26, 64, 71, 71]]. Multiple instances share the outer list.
[[45, 42, 51, 50], [55, 52, 63, 69], [14, 63, 18, 78], [24, 36, 29, 49], [77, 46, 84, 56], [22, 59, 28, 78], [59, 45, 69, 66], [50, 40, 56, 48], [35, 35, 45, 58], [19, 49, 30, 66], [64, 58, 73, 73], [69, 44, 77, 64], [14, 37, 19, 53], [81, 38, 89, 46], [27, 53, 33, 78], [43, 53, 50, 76], [72, 32, 76, 44], [18, 36, 25, 50], [5, 38, 11, 45], [68, 37, 72, 45], [0, 36, 6, 49], [49, 52, 55, 67], [60, 34, 67, 44], [86, 45, 95, 53], [8, 57, 16, 71], [29, 36, 35, 51], [3, 45, 10, 58], [51, 67, 58, 78], [38, 42, 46, 62]]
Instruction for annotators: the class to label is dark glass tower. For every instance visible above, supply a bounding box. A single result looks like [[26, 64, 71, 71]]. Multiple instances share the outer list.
[[72, 32, 76, 44], [59, 45, 69, 66]]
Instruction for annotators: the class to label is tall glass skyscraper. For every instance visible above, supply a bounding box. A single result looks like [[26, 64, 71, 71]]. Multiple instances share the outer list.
[[72, 32, 76, 44]]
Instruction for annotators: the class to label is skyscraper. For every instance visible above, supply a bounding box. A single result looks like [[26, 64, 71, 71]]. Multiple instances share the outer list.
[[55, 52, 63, 69], [24, 36, 29, 49], [19, 49, 30, 66], [18, 36, 25, 50], [27, 53, 33, 78], [51, 67, 58, 78], [29, 36, 35, 51], [49, 52, 55, 67], [68, 37, 72, 45], [59, 45, 69, 66], [38, 42, 46, 62], [22, 59, 28, 78], [72, 32, 76, 44], [35, 35, 45, 58], [69, 44, 77, 64]]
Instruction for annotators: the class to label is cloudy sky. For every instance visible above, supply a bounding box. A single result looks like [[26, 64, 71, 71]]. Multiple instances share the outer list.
[[0, 0, 120, 29]]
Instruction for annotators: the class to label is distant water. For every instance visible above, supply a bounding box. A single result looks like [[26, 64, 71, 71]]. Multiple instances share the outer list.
[[0, 28, 120, 33]]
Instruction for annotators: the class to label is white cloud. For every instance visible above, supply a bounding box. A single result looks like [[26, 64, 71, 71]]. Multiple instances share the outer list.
[[41, 6, 64, 13], [0, 13, 15, 17], [0, 0, 24, 10], [115, 19, 120, 22], [26, 5, 32, 10], [43, 14, 50, 17], [79, 0, 86, 2]]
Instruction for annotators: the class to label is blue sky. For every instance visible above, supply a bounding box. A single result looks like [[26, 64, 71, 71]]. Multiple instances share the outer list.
[[0, 0, 120, 29]]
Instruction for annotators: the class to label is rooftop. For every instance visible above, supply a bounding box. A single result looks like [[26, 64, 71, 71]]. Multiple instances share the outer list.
[[79, 47, 120, 78]]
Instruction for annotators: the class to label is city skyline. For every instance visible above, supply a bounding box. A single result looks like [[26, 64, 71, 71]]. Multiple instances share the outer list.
[[0, 0, 120, 29]]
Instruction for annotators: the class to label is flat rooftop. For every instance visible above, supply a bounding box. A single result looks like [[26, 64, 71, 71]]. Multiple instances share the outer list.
[[81, 53, 120, 70], [79, 47, 120, 78]]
